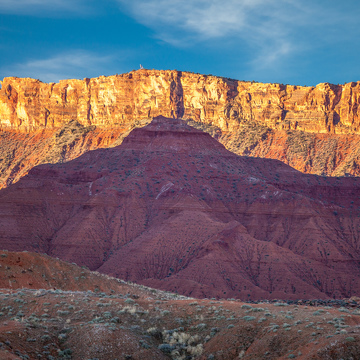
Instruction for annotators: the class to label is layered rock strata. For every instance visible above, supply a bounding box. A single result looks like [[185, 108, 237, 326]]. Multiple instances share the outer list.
[[1, 70, 360, 188], [1, 70, 360, 133], [1, 117, 360, 300]]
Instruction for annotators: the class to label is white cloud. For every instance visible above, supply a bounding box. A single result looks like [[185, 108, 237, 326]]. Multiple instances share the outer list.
[[117, 0, 304, 69], [1, 50, 115, 83], [120, 0, 266, 41], [0, 0, 93, 16], [117, 0, 359, 75]]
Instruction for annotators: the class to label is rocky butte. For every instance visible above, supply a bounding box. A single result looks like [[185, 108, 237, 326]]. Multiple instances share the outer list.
[[1, 70, 360, 190], [0, 116, 360, 301]]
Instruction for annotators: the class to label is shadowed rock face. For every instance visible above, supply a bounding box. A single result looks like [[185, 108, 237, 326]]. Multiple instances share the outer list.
[[1, 116, 360, 300], [1, 70, 360, 190]]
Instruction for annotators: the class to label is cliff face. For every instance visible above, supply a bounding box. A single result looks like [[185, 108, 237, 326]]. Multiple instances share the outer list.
[[1, 69, 360, 188], [1, 69, 360, 133]]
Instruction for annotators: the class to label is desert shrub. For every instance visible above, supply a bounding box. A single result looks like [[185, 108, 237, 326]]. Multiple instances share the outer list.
[[57, 310, 70, 316], [250, 307, 264, 312], [313, 309, 326, 316], [338, 307, 350, 313], [58, 334, 67, 342], [187, 343, 203, 356], [147, 327, 163, 340], [58, 348, 72, 358], [274, 302, 289, 307], [41, 335, 51, 341], [160, 330, 204, 359], [139, 339, 151, 349], [96, 302, 111, 307], [158, 343, 174, 354], [346, 337, 356, 342], [102, 311, 112, 319], [243, 316, 256, 322], [124, 298, 135, 304], [118, 306, 137, 315], [196, 323, 207, 330]]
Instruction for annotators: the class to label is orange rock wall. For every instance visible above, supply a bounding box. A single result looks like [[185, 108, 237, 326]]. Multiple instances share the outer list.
[[1, 70, 360, 134]]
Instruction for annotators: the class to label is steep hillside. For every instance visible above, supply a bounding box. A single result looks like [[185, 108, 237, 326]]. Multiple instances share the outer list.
[[1, 70, 360, 189], [0, 249, 139, 293], [0, 118, 149, 189], [1, 116, 360, 300]]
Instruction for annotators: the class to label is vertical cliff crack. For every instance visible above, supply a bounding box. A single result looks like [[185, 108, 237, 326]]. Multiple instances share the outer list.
[[170, 71, 184, 119]]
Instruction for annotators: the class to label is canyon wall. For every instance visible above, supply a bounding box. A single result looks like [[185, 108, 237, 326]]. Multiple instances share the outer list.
[[1, 69, 360, 133], [1, 69, 360, 188]]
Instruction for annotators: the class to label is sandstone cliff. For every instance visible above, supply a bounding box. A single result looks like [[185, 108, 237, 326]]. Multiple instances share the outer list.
[[1, 70, 360, 188], [1, 70, 360, 133]]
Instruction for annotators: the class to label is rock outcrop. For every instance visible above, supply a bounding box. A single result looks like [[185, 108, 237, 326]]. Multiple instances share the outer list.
[[1, 116, 360, 300], [1, 70, 360, 188], [1, 70, 360, 133]]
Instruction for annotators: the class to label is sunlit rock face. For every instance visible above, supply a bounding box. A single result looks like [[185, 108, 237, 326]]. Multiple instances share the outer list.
[[1, 70, 359, 133], [1, 70, 360, 189]]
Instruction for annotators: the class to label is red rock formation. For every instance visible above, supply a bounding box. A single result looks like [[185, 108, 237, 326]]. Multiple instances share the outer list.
[[0, 120, 136, 188], [1, 116, 360, 300], [1, 70, 360, 133], [1, 70, 360, 188]]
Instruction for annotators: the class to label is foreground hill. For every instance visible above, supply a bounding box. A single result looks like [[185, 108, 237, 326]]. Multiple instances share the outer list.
[[0, 250, 360, 360], [0, 249, 138, 293], [1, 70, 360, 189], [1, 116, 360, 300]]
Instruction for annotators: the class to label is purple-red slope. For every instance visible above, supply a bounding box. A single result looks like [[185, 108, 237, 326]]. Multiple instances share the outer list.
[[0, 116, 360, 300]]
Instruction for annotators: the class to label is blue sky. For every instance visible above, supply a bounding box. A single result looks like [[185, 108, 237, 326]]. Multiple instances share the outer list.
[[0, 0, 359, 86]]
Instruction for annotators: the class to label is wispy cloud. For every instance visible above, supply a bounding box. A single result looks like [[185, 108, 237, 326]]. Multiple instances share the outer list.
[[0, 50, 116, 82], [0, 0, 95, 16], [116, 0, 305, 73], [117, 0, 359, 76], [119, 0, 269, 43]]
